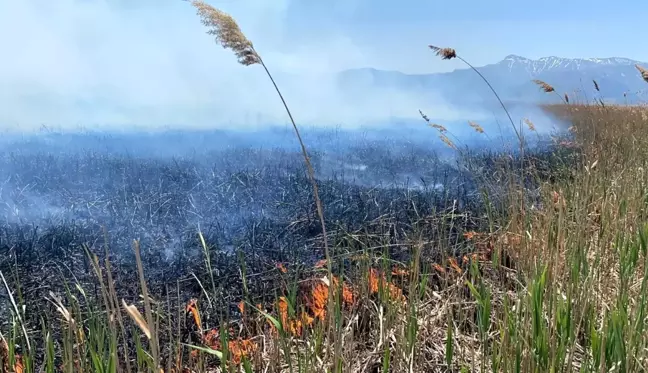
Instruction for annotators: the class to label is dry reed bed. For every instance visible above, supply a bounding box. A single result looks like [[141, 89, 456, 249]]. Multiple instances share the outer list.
[[4, 106, 644, 372], [0, 133, 493, 371]]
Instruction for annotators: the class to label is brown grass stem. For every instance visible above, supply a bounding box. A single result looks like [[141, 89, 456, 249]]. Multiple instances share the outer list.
[[188, 0, 337, 368]]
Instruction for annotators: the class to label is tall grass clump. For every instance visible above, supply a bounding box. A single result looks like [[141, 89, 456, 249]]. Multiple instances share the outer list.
[[486, 98, 648, 371], [423, 44, 648, 372]]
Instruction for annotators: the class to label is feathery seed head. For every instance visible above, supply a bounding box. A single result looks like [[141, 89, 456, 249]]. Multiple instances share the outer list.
[[532, 79, 555, 93], [429, 45, 457, 60], [190, 0, 260, 66], [524, 118, 536, 131], [564, 93, 569, 103], [419, 109, 448, 133], [592, 79, 600, 92], [430, 123, 448, 133], [636, 64, 648, 83], [468, 121, 484, 133], [439, 134, 457, 150]]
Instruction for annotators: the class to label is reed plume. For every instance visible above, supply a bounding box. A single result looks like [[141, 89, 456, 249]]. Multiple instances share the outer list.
[[189, 0, 336, 360], [468, 120, 484, 133], [429, 45, 457, 60], [523, 118, 536, 132], [636, 64, 648, 83], [430, 123, 447, 133], [532, 79, 555, 93], [419, 110, 447, 132], [439, 134, 457, 150], [190, 1, 259, 66], [428, 45, 521, 144], [593, 79, 600, 92], [532, 79, 569, 104]]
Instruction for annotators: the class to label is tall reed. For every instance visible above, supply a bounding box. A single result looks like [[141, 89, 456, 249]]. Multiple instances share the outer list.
[[188, 0, 339, 369]]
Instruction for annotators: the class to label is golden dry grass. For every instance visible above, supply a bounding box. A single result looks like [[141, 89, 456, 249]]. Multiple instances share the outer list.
[[190, 0, 260, 66]]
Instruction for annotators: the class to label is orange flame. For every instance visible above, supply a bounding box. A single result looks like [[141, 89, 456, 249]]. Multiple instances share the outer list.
[[186, 299, 202, 334], [276, 263, 288, 273], [448, 258, 463, 274], [391, 266, 409, 276], [278, 296, 290, 328], [228, 338, 257, 365], [463, 231, 477, 240], [432, 263, 446, 274], [369, 268, 404, 301], [314, 259, 327, 268]]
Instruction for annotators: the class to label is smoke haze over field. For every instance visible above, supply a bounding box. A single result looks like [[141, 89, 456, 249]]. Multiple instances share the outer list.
[[0, 0, 586, 316], [0, 0, 480, 131], [1, 0, 639, 132]]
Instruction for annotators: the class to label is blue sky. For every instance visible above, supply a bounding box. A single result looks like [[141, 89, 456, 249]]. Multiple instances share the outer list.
[[276, 0, 647, 72], [0, 0, 644, 130]]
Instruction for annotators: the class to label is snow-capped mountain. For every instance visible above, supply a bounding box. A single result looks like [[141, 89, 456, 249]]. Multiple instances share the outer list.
[[499, 54, 640, 75], [338, 54, 648, 107]]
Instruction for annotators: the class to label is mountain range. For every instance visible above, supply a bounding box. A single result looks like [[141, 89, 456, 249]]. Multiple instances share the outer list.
[[338, 55, 648, 107]]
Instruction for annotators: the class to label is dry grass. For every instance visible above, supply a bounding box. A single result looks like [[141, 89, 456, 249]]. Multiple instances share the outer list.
[[190, 0, 260, 66], [429, 45, 457, 60], [4, 100, 646, 372], [636, 64, 648, 83], [533, 79, 555, 93]]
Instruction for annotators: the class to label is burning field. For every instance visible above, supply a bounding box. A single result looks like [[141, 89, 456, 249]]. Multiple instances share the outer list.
[[0, 126, 519, 371], [3, 100, 646, 373]]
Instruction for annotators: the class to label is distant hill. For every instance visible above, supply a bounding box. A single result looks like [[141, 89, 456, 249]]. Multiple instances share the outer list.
[[338, 55, 648, 107]]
